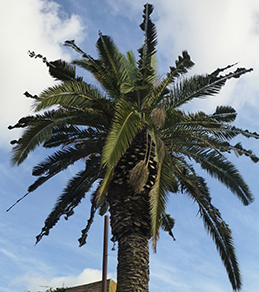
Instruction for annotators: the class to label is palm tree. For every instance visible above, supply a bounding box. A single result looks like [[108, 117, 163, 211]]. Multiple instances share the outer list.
[[8, 4, 259, 292]]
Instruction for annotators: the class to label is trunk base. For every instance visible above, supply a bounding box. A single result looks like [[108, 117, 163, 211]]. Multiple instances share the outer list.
[[116, 233, 149, 292]]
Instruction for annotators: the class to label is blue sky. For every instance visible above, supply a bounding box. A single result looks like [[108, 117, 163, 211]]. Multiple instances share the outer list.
[[1, 0, 259, 291]]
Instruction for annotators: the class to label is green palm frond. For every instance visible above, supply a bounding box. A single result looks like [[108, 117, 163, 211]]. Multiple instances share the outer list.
[[172, 167, 241, 291], [32, 141, 100, 178], [200, 202, 241, 291], [10, 110, 97, 165], [184, 147, 254, 205], [138, 3, 157, 71], [149, 162, 165, 251], [36, 155, 100, 244], [11, 117, 53, 165], [161, 213, 175, 241], [150, 51, 194, 106], [150, 154, 178, 251], [43, 126, 103, 148], [125, 51, 139, 83], [96, 33, 129, 94], [48, 59, 83, 82], [169, 66, 253, 109], [97, 166, 113, 203], [64, 39, 113, 89], [102, 99, 143, 168], [210, 105, 237, 123], [34, 81, 112, 113], [70, 36, 129, 99]]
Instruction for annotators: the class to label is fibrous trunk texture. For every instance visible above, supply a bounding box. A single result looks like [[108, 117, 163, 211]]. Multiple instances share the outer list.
[[117, 233, 149, 292], [108, 184, 151, 292]]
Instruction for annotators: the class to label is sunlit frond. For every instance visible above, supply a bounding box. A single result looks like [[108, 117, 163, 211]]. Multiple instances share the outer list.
[[102, 99, 143, 168]]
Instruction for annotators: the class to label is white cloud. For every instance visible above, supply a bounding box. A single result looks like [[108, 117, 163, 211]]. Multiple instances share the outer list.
[[13, 268, 115, 291], [106, 0, 259, 117], [0, 0, 85, 149]]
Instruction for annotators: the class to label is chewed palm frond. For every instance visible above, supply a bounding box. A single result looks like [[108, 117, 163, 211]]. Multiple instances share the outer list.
[[138, 3, 157, 71], [48, 59, 83, 82], [210, 105, 237, 123]]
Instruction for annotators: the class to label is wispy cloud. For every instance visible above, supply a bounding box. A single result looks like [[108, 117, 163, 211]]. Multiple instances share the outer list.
[[0, 0, 85, 149]]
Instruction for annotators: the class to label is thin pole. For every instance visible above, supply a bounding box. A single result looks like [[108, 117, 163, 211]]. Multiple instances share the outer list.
[[102, 215, 109, 292]]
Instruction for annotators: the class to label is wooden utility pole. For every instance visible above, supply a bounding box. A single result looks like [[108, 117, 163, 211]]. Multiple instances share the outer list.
[[102, 215, 109, 292]]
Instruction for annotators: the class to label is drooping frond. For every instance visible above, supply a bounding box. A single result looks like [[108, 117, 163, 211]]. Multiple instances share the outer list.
[[35, 155, 100, 244], [161, 213, 176, 241], [42, 126, 103, 149], [32, 141, 100, 178], [185, 176, 242, 291], [10, 113, 55, 165], [10, 109, 105, 165], [182, 147, 254, 205], [171, 163, 241, 291], [150, 154, 178, 251]]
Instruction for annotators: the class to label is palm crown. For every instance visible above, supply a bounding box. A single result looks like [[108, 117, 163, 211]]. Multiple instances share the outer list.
[[9, 4, 258, 291]]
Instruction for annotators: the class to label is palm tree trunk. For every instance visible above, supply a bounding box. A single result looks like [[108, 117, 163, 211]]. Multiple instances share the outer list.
[[107, 184, 151, 292], [117, 233, 149, 292], [107, 131, 157, 291]]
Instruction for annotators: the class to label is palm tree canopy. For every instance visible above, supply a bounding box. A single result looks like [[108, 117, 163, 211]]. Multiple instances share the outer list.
[[8, 3, 259, 291]]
